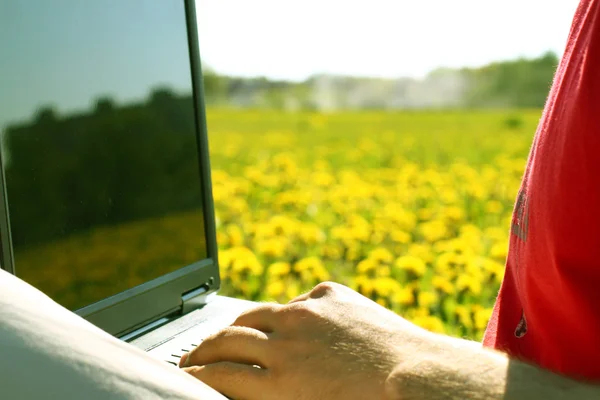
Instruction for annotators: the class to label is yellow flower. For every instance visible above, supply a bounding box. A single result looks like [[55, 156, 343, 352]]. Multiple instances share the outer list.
[[390, 230, 411, 244], [268, 262, 291, 276], [357, 258, 377, 275], [456, 274, 482, 296], [225, 224, 245, 247], [228, 247, 263, 275], [407, 244, 434, 264], [490, 240, 509, 261], [377, 265, 392, 277], [270, 215, 298, 236], [266, 280, 285, 298], [487, 259, 506, 283], [299, 223, 326, 244], [395, 255, 427, 277], [443, 206, 465, 222], [285, 282, 301, 300], [294, 257, 331, 282], [354, 275, 375, 297], [218, 249, 233, 269], [294, 256, 322, 272], [435, 252, 464, 278], [485, 200, 503, 214], [256, 237, 288, 258], [368, 248, 394, 264], [473, 306, 493, 330], [434, 238, 474, 257], [392, 286, 415, 306], [411, 315, 446, 334], [420, 220, 448, 242], [321, 243, 343, 259], [417, 207, 435, 221], [372, 277, 402, 297], [431, 275, 455, 295], [345, 244, 362, 262], [312, 171, 335, 187], [455, 305, 473, 329], [418, 291, 439, 308]]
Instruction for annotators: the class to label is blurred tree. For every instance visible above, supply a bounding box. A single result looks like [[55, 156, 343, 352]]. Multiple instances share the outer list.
[[202, 66, 227, 104], [464, 51, 559, 108]]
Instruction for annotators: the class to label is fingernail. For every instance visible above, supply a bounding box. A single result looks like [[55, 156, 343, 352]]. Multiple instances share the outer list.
[[179, 352, 189, 368]]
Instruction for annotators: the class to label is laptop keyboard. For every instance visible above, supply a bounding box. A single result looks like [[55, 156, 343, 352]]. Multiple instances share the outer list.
[[163, 341, 203, 367], [162, 340, 234, 399], [147, 322, 221, 367], [164, 343, 199, 367]]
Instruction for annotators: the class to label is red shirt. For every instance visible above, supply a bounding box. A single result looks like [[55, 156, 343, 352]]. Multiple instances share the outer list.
[[483, 0, 600, 381]]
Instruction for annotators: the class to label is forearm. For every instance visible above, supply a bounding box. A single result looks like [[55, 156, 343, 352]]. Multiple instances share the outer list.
[[385, 334, 599, 400]]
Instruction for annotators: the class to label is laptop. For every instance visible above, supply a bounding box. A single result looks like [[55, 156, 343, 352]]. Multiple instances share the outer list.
[[0, 0, 255, 365]]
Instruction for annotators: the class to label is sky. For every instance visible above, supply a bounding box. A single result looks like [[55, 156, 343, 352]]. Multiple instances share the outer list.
[[0, 0, 582, 130], [195, 0, 581, 81]]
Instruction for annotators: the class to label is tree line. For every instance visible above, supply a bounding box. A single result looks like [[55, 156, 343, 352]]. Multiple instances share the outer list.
[[202, 51, 559, 110]]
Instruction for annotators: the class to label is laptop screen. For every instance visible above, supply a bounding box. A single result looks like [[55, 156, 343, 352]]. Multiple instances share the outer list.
[[0, 1, 208, 311]]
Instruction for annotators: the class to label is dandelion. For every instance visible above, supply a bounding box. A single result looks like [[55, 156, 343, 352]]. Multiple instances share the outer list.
[[455, 305, 473, 329], [225, 224, 245, 247], [490, 240, 509, 261], [485, 200, 504, 214], [266, 280, 286, 298], [390, 230, 411, 244], [256, 237, 288, 258], [411, 315, 446, 334], [268, 262, 291, 277], [395, 255, 427, 277], [368, 248, 394, 264], [372, 277, 402, 297], [357, 259, 377, 275], [392, 286, 415, 306], [420, 220, 448, 242], [456, 274, 482, 296], [418, 291, 439, 308], [432, 275, 455, 295], [473, 305, 493, 331]]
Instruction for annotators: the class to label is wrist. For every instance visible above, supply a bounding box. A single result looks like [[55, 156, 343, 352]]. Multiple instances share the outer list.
[[384, 334, 507, 400]]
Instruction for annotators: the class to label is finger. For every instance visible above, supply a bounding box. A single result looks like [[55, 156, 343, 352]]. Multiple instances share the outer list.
[[232, 303, 282, 332], [183, 326, 271, 368], [184, 362, 269, 400], [288, 281, 338, 304], [287, 291, 311, 304]]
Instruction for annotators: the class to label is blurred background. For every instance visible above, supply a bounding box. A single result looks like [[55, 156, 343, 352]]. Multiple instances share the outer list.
[[196, 0, 579, 340]]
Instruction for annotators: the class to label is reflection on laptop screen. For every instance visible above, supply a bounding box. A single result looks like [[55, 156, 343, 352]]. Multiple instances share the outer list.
[[0, 1, 207, 311]]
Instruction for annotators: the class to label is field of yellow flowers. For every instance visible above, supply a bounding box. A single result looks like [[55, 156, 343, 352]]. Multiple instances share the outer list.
[[207, 109, 541, 340], [14, 109, 540, 341]]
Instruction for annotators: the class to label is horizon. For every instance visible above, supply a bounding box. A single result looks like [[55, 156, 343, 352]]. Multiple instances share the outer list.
[[204, 50, 560, 81]]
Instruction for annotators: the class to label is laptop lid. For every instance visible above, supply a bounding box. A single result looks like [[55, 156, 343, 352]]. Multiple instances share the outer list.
[[0, 0, 221, 337]]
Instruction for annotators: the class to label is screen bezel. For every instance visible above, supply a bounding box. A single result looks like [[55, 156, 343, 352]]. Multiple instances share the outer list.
[[0, 0, 221, 337]]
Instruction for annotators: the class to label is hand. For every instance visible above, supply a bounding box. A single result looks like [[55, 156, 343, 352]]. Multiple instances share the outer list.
[[180, 282, 445, 400]]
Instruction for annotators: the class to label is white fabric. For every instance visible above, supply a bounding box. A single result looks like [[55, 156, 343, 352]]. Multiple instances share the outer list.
[[0, 269, 226, 399]]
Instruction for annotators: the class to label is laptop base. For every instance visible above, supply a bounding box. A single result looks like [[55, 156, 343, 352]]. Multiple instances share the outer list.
[[130, 296, 257, 366]]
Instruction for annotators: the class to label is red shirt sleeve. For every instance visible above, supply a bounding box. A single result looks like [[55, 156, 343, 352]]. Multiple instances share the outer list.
[[483, 0, 600, 382]]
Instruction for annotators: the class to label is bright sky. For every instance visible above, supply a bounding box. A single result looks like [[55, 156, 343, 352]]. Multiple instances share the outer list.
[[196, 0, 581, 81]]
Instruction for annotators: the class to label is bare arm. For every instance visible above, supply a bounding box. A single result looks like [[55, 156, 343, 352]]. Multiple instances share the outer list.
[[387, 334, 598, 400]]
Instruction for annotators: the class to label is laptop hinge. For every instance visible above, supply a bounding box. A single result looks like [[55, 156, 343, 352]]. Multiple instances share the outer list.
[[119, 316, 171, 342], [181, 284, 213, 314]]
